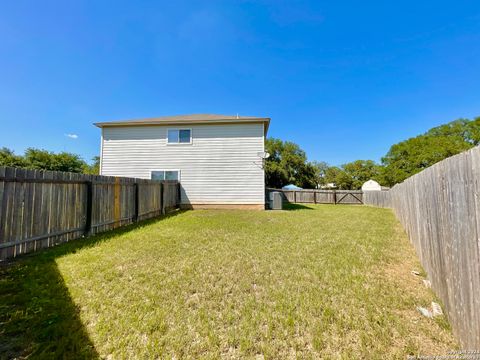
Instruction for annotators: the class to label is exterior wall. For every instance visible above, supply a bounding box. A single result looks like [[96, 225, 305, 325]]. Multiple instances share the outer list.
[[100, 123, 265, 206]]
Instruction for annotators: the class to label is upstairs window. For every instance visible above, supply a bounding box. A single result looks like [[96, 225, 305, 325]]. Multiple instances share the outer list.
[[151, 170, 180, 181], [167, 129, 191, 144]]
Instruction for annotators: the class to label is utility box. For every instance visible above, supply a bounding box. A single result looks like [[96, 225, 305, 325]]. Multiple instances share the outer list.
[[269, 191, 283, 210]]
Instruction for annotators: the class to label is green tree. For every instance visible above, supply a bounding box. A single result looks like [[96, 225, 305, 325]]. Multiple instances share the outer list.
[[265, 138, 317, 188], [323, 166, 345, 188], [427, 117, 480, 145], [0, 147, 95, 174], [0, 147, 26, 167], [83, 156, 100, 175], [342, 160, 381, 189], [311, 160, 330, 187], [320, 160, 381, 190], [381, 118, 480, 186], [24, 148, 87, 173]]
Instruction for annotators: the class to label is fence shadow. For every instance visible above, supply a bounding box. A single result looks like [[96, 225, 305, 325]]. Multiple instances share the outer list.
[[0, 210, 184, 358], [283, 203, 315, 210], [0, 256, 99, 359]]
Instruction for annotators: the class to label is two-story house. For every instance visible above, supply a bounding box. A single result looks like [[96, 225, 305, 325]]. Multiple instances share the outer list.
[[95, 114, 270, 209]]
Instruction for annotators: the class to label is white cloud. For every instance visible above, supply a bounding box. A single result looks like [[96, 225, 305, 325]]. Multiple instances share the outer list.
[[65, 133, 78, 139]]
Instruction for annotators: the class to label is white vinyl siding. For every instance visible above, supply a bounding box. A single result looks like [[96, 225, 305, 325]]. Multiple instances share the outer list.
[[100, 123, 265, 205]]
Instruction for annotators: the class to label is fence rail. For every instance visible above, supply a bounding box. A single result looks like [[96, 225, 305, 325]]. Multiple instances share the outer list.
[[0, 166, 180, 261], [364, 147, 480, 349], [267, 188, 363, 205]]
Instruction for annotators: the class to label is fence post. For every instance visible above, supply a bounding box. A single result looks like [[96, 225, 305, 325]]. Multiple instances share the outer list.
[[333, 190, 337, 205], [133, 182, 139, 222], [160, 182, 165, 215], [84, 180, 93, 236], [313, 191, 317, 204], [294, 191, 297, 203], [177, 182, 181, 207]]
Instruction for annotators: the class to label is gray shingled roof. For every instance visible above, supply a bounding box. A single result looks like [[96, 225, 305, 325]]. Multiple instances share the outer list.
[[94, 114, 270, 133]]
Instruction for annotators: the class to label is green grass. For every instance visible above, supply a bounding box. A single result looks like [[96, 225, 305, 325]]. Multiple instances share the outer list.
[[0, 205, 457, 359]]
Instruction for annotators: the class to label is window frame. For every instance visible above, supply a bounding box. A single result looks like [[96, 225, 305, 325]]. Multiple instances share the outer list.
[[150, 169, 181, 181], [166, 128, 192, 145]]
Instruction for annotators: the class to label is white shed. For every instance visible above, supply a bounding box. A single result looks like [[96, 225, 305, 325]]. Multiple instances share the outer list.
[[361, 179, 382, 191], [95, 114, 270, 210]]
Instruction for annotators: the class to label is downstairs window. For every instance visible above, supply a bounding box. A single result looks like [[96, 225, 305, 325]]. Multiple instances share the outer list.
[[151, 170, 180, 181]]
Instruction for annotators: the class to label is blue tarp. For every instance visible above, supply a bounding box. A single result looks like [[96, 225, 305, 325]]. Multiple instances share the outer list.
[[282, 184, 303, 190]]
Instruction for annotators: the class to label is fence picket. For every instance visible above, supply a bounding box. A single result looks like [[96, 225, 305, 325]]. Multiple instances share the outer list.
[[266, 188, 363, 205], [0, 167, 179, 261], [364, 146, 480, 348]]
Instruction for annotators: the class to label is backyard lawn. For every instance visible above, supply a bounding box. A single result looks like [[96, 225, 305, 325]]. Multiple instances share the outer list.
[[1, 205, 456, 359]]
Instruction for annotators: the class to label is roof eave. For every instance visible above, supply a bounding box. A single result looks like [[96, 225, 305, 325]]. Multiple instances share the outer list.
[[94, 117, 271, 134]]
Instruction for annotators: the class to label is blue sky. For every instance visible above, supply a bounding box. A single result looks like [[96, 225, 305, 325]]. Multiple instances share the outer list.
[[1, 1, 479, 165]]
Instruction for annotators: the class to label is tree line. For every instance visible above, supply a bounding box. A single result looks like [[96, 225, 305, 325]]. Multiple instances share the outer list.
[[265, 116, 480, 189], [0, 148, 99, 175]]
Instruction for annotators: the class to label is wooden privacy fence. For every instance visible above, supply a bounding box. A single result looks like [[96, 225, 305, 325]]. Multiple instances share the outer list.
[[362, 190, 391, 208], [267, 188, 363, 205], [0, 166, 180, 261], [364, 147, 480, 349]]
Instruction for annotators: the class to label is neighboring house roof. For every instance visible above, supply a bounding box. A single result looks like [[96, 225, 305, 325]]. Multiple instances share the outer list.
[[94, 114, 270, 134], [320, 183, 337, 189], [282, 184, 303, 190]]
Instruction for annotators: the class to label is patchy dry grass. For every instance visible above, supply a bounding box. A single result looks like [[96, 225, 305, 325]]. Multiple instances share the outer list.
[[1, 205, 457, 359]]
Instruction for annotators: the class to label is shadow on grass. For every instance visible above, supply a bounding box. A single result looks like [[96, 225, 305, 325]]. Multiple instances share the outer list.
[[282, 203, 316, 210], [0, 210, 185, 359]]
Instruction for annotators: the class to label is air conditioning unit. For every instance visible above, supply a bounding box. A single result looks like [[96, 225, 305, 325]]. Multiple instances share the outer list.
[[269, 191, 283, 210]]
